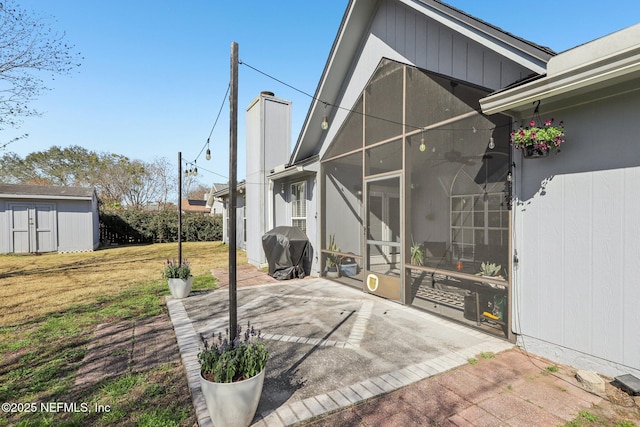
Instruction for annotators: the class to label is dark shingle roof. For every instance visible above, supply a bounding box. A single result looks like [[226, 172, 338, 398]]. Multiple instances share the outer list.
[[0, 184, 95, 199]]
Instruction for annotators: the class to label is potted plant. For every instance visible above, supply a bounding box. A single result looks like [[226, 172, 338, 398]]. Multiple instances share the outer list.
[[162, 258, 193, 299], [475, 261, 502, 279], [410, 238, 424, 266], [198, 322, 269, 427], [325, 234, 340, 278], [510, 119, 565, 158]]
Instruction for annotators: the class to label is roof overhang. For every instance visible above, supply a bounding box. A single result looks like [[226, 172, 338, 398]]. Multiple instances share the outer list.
[[0, 194, 94, 201], [481, 23, 640, 117], [268, 156, 319, 181]]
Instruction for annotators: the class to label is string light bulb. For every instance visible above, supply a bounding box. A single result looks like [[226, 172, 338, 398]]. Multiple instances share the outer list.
[[193, 161, 198, 176], [419, 131, 426, 152], [321, 115, 329, 130], [321, 102, 329, 130], [206, 138, 211, 161]]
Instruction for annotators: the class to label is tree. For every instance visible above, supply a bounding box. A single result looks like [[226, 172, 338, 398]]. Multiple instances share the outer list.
[[0, 147, 178, 208], [0, 0, 82, 148]]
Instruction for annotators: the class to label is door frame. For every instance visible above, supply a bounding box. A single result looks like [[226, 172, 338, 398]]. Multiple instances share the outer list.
[[8, 202, 57, 253], [364, 173, 403, 302]]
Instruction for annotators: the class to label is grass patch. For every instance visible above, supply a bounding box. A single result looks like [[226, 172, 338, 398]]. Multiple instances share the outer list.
[[480, 352, 494, 359], [546, 364, 559, 373], [468, 358, 478, 365], [0, 242, 239, 426]]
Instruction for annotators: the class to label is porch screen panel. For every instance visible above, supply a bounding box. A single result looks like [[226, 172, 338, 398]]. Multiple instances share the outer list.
[[365, 139, 402, 176], [406, 68, 493, 130], [325, 96, 363, 159], [364, 59, 403, 146], [323, 152, 363, 257], [406, 113, 510, 272]]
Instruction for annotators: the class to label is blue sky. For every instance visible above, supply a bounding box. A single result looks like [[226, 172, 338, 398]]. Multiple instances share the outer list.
[[5, 0, 639, 184]]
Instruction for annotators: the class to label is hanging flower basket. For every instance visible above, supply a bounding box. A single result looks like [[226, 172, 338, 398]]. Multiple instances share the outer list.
[[510, 119, 565, 158]]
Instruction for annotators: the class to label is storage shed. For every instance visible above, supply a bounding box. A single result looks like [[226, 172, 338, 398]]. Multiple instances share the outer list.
[[0, 184, 99, 254]]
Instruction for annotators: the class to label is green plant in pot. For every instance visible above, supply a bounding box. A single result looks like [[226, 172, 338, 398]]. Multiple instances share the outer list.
[[325, 234, 341, 278], [476, 261, 502, 278], [198, 322, 269, 427], [163, 258, 193, 299], [410, 238, 424, 266], [510, 118, 565, 158]]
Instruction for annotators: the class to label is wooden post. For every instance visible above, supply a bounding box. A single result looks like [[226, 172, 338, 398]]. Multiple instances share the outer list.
[[229, 41, 238, 341], [178, 151, 182, 264]]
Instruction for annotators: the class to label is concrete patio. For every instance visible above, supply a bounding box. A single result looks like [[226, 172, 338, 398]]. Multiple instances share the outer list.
[[166, 271, 631, 426]]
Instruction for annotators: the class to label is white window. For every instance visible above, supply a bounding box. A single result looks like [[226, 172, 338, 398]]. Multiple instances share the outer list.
[[291, 181, 306, 234]]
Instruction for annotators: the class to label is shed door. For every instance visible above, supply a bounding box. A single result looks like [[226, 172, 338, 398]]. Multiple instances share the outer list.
[[10, 203, 56, 253]]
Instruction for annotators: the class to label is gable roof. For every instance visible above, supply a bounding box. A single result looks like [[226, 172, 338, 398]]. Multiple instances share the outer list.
[[290, 0, 555, 165], [0, 184, 96, 200]]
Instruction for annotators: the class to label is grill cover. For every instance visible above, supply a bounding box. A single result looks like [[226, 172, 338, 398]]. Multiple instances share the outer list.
[[262, 226, 309, 280]]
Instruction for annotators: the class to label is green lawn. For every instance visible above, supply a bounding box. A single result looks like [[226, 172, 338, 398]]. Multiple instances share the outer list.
[[0, 242, 244, 426]]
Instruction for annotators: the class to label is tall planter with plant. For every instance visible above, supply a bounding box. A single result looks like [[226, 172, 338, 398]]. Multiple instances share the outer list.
[[163, 259, 193, 299], [198, 322, 269, 427], [325, 234, 341, 278]]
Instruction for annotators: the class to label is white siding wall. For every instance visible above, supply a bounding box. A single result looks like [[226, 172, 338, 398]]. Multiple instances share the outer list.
[[514, 90, 640, 377]]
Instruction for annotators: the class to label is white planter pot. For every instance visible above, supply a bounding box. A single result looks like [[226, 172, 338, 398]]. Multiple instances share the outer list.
[[167, 276, 193, 299], [200, 369, 265, 427]]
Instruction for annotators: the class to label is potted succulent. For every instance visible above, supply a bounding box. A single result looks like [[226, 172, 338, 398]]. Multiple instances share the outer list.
[[475, 261, 502, 279], [510, 119, 565, 158], [198, 322, 269, 427], [162, 258, 193, 299]]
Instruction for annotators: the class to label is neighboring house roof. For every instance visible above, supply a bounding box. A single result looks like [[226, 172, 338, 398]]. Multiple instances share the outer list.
[[205, 182, 227, 207], [212, 181, 245, 198], [0, 184, 96, 200], [181, 199, 211, 213], [481, 23, 640, 116], [290, 0, 556, 165]]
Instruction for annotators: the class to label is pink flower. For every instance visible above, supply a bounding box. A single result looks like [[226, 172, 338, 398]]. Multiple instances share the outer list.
[[544, 119, 552, 126], [529, 120, 536, 127]]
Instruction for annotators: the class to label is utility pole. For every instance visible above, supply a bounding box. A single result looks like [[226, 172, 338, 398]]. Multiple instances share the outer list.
[[229, 41, 238, 341], [178, 151, 183, 264]]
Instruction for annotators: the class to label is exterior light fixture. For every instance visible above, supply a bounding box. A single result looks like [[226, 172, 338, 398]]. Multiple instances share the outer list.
[[488, 137, 495, 150], [321, 102, 329, 130], [321, 115, 329, 130], [419, 131, 426, 152]]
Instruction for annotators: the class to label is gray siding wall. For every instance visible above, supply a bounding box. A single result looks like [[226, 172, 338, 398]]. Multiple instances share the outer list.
[[0, 200, 9, 253], [514, 89, 640, 377], [271, 174, 319, 275], [246, 94, 291, 267], [56, 200, 96, 252]]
